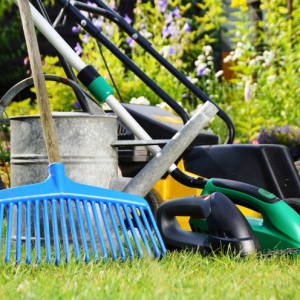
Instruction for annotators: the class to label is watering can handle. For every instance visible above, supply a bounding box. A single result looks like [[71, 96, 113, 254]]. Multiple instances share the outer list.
[[156, 192, 260, 255]]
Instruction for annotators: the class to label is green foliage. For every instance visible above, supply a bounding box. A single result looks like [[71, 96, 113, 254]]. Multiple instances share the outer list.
[[0, 1, 13, 19], [6, 0, 300, 146], [222, 0, 300, 142], [0, 6, 26, 87]]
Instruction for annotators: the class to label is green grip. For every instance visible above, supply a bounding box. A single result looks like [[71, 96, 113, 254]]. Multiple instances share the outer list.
[[87, 76, 114, 104]]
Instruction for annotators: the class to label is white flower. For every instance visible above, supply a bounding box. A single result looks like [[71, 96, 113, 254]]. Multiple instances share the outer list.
[[223, 55, 232, 63], [202, 45, 213, 55], [203, 68, 211, 75], [267, 75, 276, 82], [215, 70, 224, 78], [197, 54, 206, 62], [130, 96, 150, 105], [255, 55, 264, 62], [249, 59, 256, 66], [237, 42, 244, 48], [156, 102, 173, 113], [140, 30, 153, 39], [263, 50, 274, 66], [244, 80, 251, 102], [187, 76, 198, 84], [232, 48, 243, 60]]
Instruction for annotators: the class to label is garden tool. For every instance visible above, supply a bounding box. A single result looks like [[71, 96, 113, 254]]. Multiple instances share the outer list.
[[156, 192, 261, 256], [190, 178, 300, 254], [2, 0, 166, 265]]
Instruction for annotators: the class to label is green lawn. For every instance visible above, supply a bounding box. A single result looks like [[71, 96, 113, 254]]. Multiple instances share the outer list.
[[0, 251, 299, 299]]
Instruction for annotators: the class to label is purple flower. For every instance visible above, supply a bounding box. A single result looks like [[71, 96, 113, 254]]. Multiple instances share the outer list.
[[124, 14, 132, 24], [83, 33, 90, 43], [74, 43, 83, 55], [196, 64, 207, 76], [140, 24, 146, 30], [73, 101, 80, 108], [160, 46, 176, 57], [168, 47, 175, 56], [165, 12, 173, 24], [183, 23, 191, 33], [162, 26, 170, 38], [92, 17, 103, 29], [173, 6, 181, 18], [126, 36, 135, 48], [159, 0, 167, 13], [166, 24, 177, 37], [72, 25, 81, 34]]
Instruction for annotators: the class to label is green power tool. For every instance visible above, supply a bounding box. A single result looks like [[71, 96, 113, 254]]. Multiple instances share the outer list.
[[190, 178, 300, 254]]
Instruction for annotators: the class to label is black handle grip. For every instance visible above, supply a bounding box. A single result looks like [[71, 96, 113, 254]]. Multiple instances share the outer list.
[[156, 195, 212, 253], [156, 192, 261, 256]]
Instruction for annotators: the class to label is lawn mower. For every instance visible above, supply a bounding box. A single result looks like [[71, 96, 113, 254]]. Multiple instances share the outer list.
[[4, 0, 300, 258]]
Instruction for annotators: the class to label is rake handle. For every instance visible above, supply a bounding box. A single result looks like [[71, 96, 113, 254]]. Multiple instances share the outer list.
[[17, 0, 60, 164]]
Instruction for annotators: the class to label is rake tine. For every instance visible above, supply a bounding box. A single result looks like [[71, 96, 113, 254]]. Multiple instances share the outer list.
[[131, 207, 152, 257], [91, 201, 108, 260], [123, 205, 143, 257], [75, 199, 90, 263], [83, 201, 99, 261], [5, 204, 13, 262], [25, 201, 31, 264], [59, 199, 70, 263], [139, 209, 160, 257], [99, 202, 117, 260], [107, 203, 126, 260], [34, 201, 41, 263], [0, 204, 4, 258], [51, 199, 60, 265], [43, 200, 52, 263], [15, 202, 22, 264], [146, 209, 166, 257], [115, 204, 134, 258], [67, 199, 80, 262]]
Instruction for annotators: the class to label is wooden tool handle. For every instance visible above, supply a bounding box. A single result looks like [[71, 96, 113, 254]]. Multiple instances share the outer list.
[[17, 0, 60, 163]]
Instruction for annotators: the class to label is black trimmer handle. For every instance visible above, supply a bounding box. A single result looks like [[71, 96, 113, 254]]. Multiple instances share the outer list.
[[156, 192, 261, 256]]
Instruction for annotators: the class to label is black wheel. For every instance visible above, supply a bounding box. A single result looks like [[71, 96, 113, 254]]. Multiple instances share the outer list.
[[284, 198, 300, 214], [145, 189, 163, 219]]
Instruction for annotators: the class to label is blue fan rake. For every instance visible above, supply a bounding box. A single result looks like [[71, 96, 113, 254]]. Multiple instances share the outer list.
[[0, 163, 166, 264]]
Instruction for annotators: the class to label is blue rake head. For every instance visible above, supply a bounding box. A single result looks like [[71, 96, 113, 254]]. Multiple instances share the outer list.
[[0, 163, 166, 264]]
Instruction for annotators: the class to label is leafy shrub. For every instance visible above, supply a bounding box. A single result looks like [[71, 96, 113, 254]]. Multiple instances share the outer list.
[[256, 126, 300, 161], [5, 0, 300, 146]]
